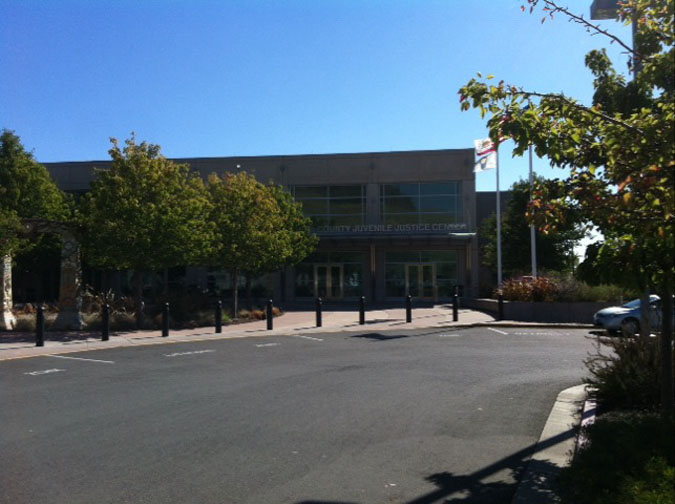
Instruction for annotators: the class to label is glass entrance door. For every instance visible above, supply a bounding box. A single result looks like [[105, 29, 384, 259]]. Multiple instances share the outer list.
[[314, 264, 343, 299], [405, 263, 436, 300]]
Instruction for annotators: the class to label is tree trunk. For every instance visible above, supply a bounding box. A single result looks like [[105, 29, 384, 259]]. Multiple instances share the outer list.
[[231, 268, 238, 319], [639, 288, 651, 339], [660, 285, 674, 420], [133, 270, 144, 329], [245, 273, 252, 311], [163, 268, 169, 297]]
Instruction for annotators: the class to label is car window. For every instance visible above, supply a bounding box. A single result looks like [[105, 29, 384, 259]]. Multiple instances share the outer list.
[[623, 299, 641, 309]]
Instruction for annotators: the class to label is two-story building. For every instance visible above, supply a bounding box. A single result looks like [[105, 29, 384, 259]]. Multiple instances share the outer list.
[[44, 147, 480, 304]]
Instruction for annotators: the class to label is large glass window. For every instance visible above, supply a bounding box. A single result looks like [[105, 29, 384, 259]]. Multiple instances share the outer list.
[[380, 182, 462, 226], [293, 185, 365, 229]]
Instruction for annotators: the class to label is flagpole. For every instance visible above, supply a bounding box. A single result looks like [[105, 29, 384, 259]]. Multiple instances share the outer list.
[[529, 144, 537, 278], [496, 145, 502, 289]]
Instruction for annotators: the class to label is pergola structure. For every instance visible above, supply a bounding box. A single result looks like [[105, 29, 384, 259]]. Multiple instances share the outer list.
[[0, 219, 83, 331]]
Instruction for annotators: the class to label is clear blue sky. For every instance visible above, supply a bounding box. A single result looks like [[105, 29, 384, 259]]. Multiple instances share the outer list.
[[1, 0, 632, 192]]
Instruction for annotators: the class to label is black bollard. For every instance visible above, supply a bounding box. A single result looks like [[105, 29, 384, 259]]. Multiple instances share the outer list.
[[266, 299, 273, 330], [215, 300, 222, 333], [359, 296, 365, 325], [138, 300, 145, 330], [452, 292, 459, 322], [316, 297, 322, 327], [102, 304, 110, 341], [36, 304, 45, 347], [498, 293, 504, 321], [406, 295, 412, 323], [162, 302, 170, 337]]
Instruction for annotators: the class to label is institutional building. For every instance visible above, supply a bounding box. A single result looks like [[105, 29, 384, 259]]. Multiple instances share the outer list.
[[44, 148, 483, 304]]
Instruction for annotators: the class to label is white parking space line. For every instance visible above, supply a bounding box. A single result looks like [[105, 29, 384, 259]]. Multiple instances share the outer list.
[[512, 331, 575, 336], [46, 355, 115, 364], [24, 368, 66, 376], [164, 350, 215, 357], [487, 328, 509, 335], [256, 343, 280, 348], [292, 335, 324, 342], [438, 333, 462, 338]]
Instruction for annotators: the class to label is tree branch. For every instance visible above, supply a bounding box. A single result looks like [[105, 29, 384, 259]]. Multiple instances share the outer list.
[[536, 0, 638, 58], [519, 90, 644, 135]]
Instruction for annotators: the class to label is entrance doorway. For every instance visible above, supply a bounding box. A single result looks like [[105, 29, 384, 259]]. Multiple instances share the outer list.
[[405, 263, 436, 300], [314, 264, 343, 299]]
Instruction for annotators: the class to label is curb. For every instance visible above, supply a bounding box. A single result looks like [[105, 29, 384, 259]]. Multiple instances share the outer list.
[[512, 384, 588, 504]]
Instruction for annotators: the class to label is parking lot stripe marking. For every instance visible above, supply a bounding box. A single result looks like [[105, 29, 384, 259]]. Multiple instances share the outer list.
[[46, 355, 115, 364], [256, 343, 280, 347], [292, 335, 324, 342], [25, 368, 66, 376], [487, 328, 509, 335], [164, 350, 215, 357]]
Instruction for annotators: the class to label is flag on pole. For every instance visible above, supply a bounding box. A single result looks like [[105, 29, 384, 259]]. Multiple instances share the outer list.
[[474, 138, 496, 172]]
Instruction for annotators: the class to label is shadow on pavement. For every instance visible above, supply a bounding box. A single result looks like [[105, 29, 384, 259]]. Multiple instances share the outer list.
[[295, 427, 573, 504], [351, 332, 408, 341]]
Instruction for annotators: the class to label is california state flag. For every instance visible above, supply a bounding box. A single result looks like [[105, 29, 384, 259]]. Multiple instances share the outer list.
[[474, 138, 496, 172]]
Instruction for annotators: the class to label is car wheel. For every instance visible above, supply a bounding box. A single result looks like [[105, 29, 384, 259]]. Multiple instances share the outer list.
[[621, 318, 640, 336]]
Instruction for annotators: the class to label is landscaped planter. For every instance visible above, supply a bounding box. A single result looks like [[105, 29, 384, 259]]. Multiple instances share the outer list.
[[464, 298, 615, 324]]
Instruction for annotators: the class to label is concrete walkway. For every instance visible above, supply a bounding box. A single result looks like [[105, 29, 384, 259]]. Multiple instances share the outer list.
[[0, 305, 496, 361]]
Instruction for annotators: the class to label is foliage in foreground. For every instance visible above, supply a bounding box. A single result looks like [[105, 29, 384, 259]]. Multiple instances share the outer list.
[[559, 411, 674, 504], [460, 0, 673, 416], [585, 335, 672, 412]]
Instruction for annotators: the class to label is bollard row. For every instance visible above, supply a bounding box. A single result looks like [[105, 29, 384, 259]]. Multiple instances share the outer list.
[[31, 294, 451, 348]]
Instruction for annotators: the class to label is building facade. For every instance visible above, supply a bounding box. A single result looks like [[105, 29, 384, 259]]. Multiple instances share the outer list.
[[44, 148, 480, 304]]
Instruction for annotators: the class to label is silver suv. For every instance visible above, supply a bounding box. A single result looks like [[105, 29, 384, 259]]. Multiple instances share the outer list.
[[593, 295, 662, 335]]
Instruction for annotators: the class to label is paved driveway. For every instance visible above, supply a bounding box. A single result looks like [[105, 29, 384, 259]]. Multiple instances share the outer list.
[[0, 327, 594, 504]]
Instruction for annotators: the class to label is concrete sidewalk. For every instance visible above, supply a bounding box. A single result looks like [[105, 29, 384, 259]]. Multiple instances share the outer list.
[[0, 305, 593, 361], [0, 305, 495, 360]]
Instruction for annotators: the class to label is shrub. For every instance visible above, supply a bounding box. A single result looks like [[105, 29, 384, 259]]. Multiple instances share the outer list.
[[500, 278, 534, 301], [80, 285, 135, 315], [110, 312, 137, 332], [584, 335, 670, 412], [559, 411, 674, 504], [531, 276, 557, 301], [498, 275, 632, 303], [82, 312, 102, 331], [154, 288, 213, 323], [13, 314, 35, 332]]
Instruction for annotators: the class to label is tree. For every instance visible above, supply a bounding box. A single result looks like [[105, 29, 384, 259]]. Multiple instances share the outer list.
[[459, 0, 674, 417], [0, 129, 71, 256], [243, 184, 318, 307], [481, 177, 582, 278], [79, 135, 214, 326], [207, 172, 317, 316]]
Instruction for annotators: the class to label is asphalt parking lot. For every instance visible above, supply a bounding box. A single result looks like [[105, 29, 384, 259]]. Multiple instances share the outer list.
[[0, 327, 595, 504]]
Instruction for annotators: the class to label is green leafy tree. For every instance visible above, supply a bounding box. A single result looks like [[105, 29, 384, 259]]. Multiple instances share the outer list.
[[0, 129, 70, 256], [459, 0, 674, 417], [79, 135, 214, 325], [481, 177, 582, 278], [207, 172, 317, 316]]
